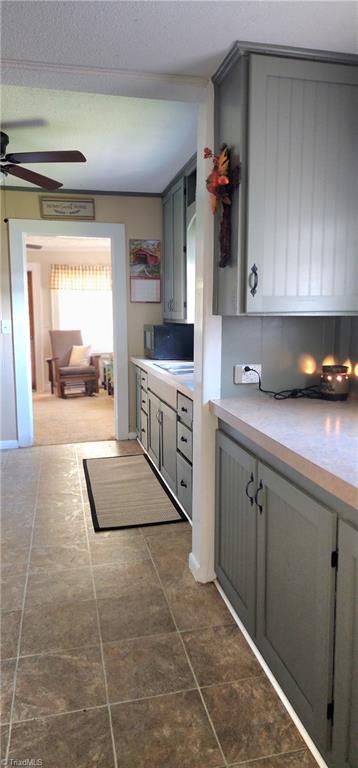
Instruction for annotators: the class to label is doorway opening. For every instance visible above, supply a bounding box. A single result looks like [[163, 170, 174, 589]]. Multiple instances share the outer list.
[[9, 218, 129, 447], [26, 234, 115, 446]]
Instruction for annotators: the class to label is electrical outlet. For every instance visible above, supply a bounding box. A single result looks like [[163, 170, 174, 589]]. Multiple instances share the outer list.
[[234, 364, 262, 384]]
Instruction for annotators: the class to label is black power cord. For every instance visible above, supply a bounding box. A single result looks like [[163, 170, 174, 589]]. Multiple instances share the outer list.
[[244, 366, 323, 400]]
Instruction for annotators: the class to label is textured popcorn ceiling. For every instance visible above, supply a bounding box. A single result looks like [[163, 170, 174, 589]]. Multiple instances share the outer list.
[[2, 1, 357, 76], [1, 0, 356, 192]]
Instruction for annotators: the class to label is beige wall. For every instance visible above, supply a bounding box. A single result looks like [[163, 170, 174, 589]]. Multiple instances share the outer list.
[[0, 189, 163, 441]]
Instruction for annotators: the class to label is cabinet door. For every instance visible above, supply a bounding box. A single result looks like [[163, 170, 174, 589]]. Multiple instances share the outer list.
[[159, 401, 177, 492], [256, 462, 337, 749], [171, 178, 186, 321], [148, 392, 160, 468], [140, 409, 148, 451], [332, 520, 358, 768], [246, 55, 358, 313], [215, 431, 257, 635], [135, 368, 141, 439], [163, 192, 174, 320]]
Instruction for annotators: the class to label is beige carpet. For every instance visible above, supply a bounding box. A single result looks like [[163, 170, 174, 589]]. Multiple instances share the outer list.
[[33, 389, 115, 445], [84, 454, 183, 530]]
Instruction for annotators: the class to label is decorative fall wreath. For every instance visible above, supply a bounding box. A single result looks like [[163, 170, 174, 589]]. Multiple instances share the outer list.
[[204, 144, 240, 268]]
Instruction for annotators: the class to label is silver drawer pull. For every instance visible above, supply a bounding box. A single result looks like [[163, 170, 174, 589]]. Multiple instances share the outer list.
[[180, 480, 187, 488], [180, 436, 188, 443], [181, 406, 188, 413]]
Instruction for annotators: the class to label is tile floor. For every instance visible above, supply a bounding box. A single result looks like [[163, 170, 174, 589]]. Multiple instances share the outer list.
[[1, 440, 319, 767]]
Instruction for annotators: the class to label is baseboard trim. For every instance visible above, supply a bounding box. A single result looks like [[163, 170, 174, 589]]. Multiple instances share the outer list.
[[215, 580, 329, 768], [0, 440, 19, 450]]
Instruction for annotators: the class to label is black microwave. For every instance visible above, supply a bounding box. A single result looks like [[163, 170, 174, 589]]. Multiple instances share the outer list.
[[144, 324, 194, 360]]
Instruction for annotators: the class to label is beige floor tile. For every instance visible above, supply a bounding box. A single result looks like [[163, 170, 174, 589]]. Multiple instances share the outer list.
[[182, 625, 262, 687], [13, 646, 106, 721], [103, 632, 194, 702], [8, 708, 115, 768], [111, 689, 224, 768], [92, 560, 160, 600], [1, 570, 27, 612], [1, 546, 30, 573], [89, 534, 149, 566], [29, 542, 90, 574], [234, 750, 319, 767], [165, 574, 235, 631], [21, 600, 100, 655], [1, 658, 16, 724], [97, 588, 175, 643], [1, 610, 22, 659], [202, 677, 305, 765], [25, 567, 93, 608]]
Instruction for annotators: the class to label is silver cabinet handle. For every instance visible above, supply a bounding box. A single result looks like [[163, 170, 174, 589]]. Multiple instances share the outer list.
[[249, 264, 258, 297], [180, 436, 188, 443], [180, 479, 187, 488], [245, 472, 255, 506], [254, 480, 264, 513]]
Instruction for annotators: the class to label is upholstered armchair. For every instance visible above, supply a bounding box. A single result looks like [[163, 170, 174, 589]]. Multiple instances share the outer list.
[[47, 330, 100, 398]]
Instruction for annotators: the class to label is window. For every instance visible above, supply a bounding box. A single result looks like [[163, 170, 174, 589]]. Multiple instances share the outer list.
[[50, 264, 113, 353]]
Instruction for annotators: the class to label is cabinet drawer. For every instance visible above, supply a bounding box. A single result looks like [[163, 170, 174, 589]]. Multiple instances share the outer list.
[[140, 388, 148, 414], [140, 409, 148, 451], [176, 452, 192, 518], [140, 370, 148, 390], [177, 392, 193, 428], [177, 421, 192, 463]]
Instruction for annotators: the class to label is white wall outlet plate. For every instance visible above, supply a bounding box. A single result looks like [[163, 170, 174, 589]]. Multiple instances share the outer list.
[[234, 364, 262, 384]]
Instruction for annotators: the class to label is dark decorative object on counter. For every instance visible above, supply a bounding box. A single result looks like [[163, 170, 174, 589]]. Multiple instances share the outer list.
[[204, 144, 240, 268], [320, 365, 350, 401]]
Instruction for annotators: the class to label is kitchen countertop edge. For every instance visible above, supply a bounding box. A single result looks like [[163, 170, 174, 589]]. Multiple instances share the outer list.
[[131, 357, 194, 399], [210, 398, 358, 511]]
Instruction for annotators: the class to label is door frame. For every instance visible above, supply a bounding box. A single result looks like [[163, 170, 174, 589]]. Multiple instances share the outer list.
[[8, 218, 129, 446]]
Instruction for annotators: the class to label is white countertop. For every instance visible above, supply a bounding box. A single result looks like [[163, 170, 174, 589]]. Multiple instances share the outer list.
[[131, 357, 194, 399], [210, 395, 358, 510]]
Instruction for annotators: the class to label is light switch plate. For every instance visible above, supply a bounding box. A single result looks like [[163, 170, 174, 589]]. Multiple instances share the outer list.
[[1, 320, 11, 335]]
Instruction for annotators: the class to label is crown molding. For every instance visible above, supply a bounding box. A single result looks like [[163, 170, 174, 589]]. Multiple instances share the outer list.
[[2, 58, 208, 102]]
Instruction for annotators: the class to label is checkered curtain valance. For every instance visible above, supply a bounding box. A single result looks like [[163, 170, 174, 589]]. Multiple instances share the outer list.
[[49, 264, 112, 291]]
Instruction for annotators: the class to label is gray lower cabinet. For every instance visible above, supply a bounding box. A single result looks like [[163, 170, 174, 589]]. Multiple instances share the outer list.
[[176, 452, 192, 518], [148, 390, 176, 491], [148, 391, 160, 468], [140, 409, 148, 451], [160, 401, 177, 492], [215, 428, 339, 756], [135, 367, 141, 439], [331, 520, 358, 768], [256, 462, 336, 750], [215, 431, 257, 635]]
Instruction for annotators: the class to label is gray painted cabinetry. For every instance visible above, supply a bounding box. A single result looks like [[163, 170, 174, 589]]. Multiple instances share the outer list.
[[176, 392, 193, 518], [215, 427, 358, 764], [163, 178, 186, 321], [135, 366, 148, 449], [332, 521, 358, 768], [213, 45, 358, 315]]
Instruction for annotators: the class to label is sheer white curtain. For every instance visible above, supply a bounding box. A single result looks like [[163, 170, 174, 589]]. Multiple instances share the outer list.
[[50, 265, 113, 353]]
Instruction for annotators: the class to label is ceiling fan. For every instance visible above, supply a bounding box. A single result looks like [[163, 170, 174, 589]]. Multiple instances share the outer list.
[[0, 130, 86, 190]]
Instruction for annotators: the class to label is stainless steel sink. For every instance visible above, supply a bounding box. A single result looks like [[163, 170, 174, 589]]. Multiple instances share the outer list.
[[154, 362, 194, 375]]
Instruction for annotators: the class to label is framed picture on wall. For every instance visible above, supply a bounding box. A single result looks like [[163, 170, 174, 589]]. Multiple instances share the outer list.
[[129, 239, 161, 303]]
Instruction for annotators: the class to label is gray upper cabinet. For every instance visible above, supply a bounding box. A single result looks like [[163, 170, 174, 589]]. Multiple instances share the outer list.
[[163, 178, 186, 322], [247, 56, 358, 314], [332, 520, 358, 768], [160, 401, 177, 492], [256, 461, 337, 750], [215, 431, 257, 635], [213, 45, 358, 315]]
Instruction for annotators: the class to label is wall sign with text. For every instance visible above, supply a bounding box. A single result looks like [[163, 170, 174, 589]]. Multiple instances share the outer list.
[[40, 198, 95, 220]]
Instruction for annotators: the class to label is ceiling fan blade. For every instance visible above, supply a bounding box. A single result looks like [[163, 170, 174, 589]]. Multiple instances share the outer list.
[[5, 150, 86, 164], [3, 164, 63, 190], [1, 119, 47, 130]]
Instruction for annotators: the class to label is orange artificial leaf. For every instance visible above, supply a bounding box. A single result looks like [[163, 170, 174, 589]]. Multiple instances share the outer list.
[[217, 146, 229, 177], [210, 193, 217, 213]]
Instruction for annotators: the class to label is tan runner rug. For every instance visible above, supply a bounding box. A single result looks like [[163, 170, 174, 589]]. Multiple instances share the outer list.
[[83, 454, 185, 531]]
